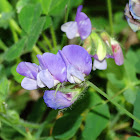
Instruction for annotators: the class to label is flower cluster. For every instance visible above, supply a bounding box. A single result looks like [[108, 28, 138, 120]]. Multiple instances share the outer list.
[[125, 0, 140, 32], [17, 45, 92, 109], [83, 31, 124, 70], [17, 5, 124, 110]]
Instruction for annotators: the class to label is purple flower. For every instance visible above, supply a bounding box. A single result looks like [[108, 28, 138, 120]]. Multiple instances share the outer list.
[[43, 90, 75, 109], [61, 5, 92, 40], [93, 59, 107, 70], [129, 0, 140, 20], [92, 39, 124, 70], [125, 3, 140, 32], [16, 62, 40, 90], [59, 45, 92, 83], [111, 40, 124, 66], [37, 52, 67, 88]]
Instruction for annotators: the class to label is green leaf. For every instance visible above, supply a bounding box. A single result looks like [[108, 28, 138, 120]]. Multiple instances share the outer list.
[[127, 136, 140, 140], [25, 16, 46, 51], [132, 89, 140, 135], [53, 114, 82, 139], [82, 103, 110, 140], [48, 0, 69, 16], [0, 76, 9, 102], [16, 0, 30, 13], [18, 3, 42, 33], [43, 16, 52, 30], [0, 0, 12, 12], [4, 37, 26, 61], [40, 0, 52, 15], [123, 88, 137, 104]]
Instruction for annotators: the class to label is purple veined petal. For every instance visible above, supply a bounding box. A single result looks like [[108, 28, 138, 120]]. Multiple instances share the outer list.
[[38, 70, 55, 89], [129, 0, 140, 20], [21, 77, 38, 90], [43, 90, 74, 110], [61, 21, 79, 39], [16, 62, 39, 79], [126, 16, 140, 32], [67, 65, 84, 83], [93, 59, 107, 70], [41, 52, 67, 82], [37, 54, 48, 70], [61, 45, 92, 75], [112, 44, 124, 66], [75, 5, 92, 40]]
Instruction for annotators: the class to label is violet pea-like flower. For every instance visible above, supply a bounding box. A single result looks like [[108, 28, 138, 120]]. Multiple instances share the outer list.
[[129, 0, 140, 20], [59, 45, 92, 83], [16, 62, 40, 90], [37, 52, 67, 89], [61, 5, 92, 40], [43, 90, 76, 110]]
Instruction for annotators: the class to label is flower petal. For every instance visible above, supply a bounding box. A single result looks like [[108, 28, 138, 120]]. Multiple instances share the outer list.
[[16, 62, 39, 79], [61, 45, 92, 75], [67, 65, 84, 83], [21, 77, 38, 90], [61, 21, 79, 39], [40, 53, 67, 82], [43, 90, 74, 110], [75, 5, 92, 40], [37, 54, 48, 70], [38, 70, 54, 89], [129, 0, 140, 20], [93, 59, 107, 70], [37, 73, 46, 88]]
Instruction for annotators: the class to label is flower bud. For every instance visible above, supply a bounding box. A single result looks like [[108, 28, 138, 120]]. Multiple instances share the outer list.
[[111, 39, 124, 66], [91, 32, 107, 61]]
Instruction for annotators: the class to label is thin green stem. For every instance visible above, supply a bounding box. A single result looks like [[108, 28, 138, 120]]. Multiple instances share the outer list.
[[32, 46, 42, 55], [19, 119, 40, 129], [0, 40, 7, 51], [61, 0, 71, 48], [87, 81, 140, 124], [42, 33, 53, 51], [0, 115, 27, 137], [107, 0, 113, 35], [37, 41, 49, 52], [50, 25, 57, 49]]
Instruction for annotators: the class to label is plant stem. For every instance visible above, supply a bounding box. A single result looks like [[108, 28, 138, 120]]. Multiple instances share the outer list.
[[32, 46, 42, 55], [42, 33, 53, 51], [87, 81, 140, 124], [107, 0, 113, 35], [61, 0, 71, 48], [0, 115, 27, 137], [50, 25, 57, 49]]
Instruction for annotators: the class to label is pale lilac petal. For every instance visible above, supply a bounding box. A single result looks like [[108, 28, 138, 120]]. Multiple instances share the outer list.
[[61, 45, 92, 75], [93, 59, 107, 70], [16, 62, 39, 79], [75, 5, 92, 40], [37, 73, 46, 88], [129, 0, 140, 20], [21, 77, 38, 90], [67, 65, 84, 83], [41, 53, 67, 82], [43, 90, 74, 110], [39, 70, 54, 89], [61, 21, 79, 39], [112, 44, 124, 66]]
